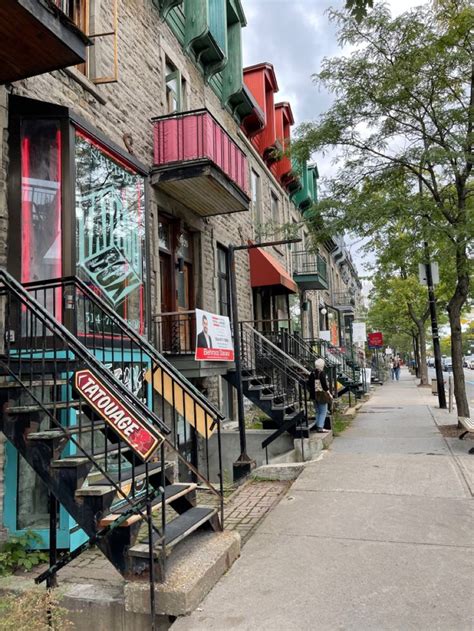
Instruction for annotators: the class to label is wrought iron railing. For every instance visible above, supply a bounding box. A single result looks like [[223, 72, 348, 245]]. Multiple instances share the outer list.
[[240, 322, 310, 417], [153, 310, 196, 355], [292, 251, 327, 281], [22, 277, 224, 492], [0, 271, 225, 589], [332, 291, 356, 308]]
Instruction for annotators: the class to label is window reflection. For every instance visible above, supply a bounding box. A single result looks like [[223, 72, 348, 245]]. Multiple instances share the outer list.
[[75, 130, 146, 334]]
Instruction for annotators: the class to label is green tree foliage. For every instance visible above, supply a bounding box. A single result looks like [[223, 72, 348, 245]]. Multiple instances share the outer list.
[[345, 0, 374, 22], [368, 274, 433, 384], [295, 1, 473, 415]]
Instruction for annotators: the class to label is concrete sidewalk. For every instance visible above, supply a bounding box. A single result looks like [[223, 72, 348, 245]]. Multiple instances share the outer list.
[[173, 370, 473, 631]]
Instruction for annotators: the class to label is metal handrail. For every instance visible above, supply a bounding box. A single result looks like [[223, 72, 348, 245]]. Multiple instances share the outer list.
[[23, 276, 223, 422], [0, 271, 224, 590], [244, 323, 310, 377], [2, 272, 170, 436]]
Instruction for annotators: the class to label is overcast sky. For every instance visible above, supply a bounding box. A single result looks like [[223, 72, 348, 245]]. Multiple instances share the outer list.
[[241, 0, 429, 280]]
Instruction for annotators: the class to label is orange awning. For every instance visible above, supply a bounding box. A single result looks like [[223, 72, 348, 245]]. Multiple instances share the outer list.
[[248, 247, 298, 294]]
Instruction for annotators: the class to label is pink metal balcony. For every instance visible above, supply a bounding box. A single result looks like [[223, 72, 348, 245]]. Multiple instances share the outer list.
[[152, 109, 250, 217]]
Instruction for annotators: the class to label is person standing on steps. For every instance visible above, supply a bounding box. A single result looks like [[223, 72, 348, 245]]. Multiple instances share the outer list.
[[308, 358, 333, 432]]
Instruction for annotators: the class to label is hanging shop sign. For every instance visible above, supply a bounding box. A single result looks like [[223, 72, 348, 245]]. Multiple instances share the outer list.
[[352, 322, 367, 343], [74, 369, 163, 461], [367, 332, 384, 349], [195, 308, 234, 361]]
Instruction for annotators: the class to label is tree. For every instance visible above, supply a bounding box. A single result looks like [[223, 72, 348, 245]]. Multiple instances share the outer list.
[[345, 0, 374, 22], [295, 2, 473, 416], [368, 274, 432, 385]]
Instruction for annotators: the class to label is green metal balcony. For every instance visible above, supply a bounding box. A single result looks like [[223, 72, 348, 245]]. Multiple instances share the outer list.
[[291, 162, 318, 212], [292, 251, 328, 291], [184, 0, 227, 80]]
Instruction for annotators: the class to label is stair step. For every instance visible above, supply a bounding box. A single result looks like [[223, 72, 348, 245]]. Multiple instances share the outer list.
[[88, 461, 165, 487], [0, 379, 68, 389], [51, 456, 90, 467], [75, 485, 116, 497], [27, 429, 66, 440], [129, 506, 218, 557], [99, 483, 197, 527], [7, 401, 79, 413], [283, 410, 300, 422], [248, 383, 274, 391], [242, 374, 268, 383]]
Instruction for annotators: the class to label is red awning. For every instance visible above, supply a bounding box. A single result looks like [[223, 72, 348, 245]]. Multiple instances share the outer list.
[[248, 247, 298, 294]]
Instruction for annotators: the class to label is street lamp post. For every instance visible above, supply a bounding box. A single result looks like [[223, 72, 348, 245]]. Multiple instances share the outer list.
[[424, 243, 446, 409]]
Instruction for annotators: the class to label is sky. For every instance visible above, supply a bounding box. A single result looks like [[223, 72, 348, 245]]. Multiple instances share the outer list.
[[241, 0, 429, 282]]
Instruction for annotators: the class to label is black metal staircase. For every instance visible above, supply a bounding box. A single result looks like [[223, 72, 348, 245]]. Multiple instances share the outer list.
[[0, 271, 224, 589], [301, 336, 365, 398], [225, 322, 311, 450]]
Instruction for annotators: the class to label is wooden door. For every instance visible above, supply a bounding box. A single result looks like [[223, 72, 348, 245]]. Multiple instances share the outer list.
[[176, 263, 192, 352], [159, 253, 173, 351]]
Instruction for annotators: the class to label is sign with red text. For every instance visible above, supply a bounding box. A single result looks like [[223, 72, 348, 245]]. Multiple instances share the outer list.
[[368, 332, 384, 349], [194, 308, 234, 361], [74, 369, 163, 461]]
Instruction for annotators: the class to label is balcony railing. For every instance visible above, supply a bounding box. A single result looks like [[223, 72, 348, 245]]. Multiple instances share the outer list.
[[332, 291, 356, 310], [152, 109, 250, 216], [292, 251, 328, 291], [153, 311, 196, 355]]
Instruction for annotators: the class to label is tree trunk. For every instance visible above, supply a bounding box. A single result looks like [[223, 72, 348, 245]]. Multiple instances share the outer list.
[[448, 240, 470, 420], [413, 333, 421, 378], [407, 305, 429, 386], [418, 325, 428, 386], [448, 290, 470, 420]]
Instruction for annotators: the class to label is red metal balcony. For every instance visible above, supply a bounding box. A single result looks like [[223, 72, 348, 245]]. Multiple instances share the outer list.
[[152, 109, 250, 217], [0, 0, 90, 84]]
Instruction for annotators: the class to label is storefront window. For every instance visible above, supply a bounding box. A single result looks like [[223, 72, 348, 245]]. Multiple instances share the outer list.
[[75, 130, 146, 334], [21, 119, 62, 285]]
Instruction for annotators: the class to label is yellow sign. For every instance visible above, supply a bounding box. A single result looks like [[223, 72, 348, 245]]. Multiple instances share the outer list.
[[145, 367, 216, 438]]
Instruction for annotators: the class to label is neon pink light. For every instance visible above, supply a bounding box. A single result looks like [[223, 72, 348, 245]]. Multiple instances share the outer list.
[[21, 136, 31, 284], [75, 128, 138, 174], [55, 129, 63, 323]]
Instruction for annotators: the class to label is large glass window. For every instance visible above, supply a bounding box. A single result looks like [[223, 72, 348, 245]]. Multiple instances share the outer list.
[[75, 130, 146, 334], [21, 119, 62, 285]]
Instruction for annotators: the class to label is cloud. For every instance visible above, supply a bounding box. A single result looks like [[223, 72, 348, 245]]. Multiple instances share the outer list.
[[241, 0, 429, 277]]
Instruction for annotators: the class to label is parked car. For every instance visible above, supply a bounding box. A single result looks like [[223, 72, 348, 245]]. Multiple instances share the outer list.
[[469, 358, 474, 370], [427, 357, 435, 367], [463, 355, 474, 368], [442, 357, 453, 372]]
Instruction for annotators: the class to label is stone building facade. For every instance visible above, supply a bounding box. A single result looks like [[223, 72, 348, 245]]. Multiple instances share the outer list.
[[0, 0, 361, 543]]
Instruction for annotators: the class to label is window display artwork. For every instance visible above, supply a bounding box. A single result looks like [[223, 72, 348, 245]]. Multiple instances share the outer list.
[[75, 130, 146, 333]]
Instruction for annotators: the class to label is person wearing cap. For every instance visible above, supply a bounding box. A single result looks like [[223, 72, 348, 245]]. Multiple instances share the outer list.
[[307, 358, 332, 432]]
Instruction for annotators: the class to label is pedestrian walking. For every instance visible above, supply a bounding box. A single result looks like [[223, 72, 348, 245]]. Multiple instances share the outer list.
[[390, 358, 395, 380], [393, 356, 401, 381], [308, 358, 333, 432]]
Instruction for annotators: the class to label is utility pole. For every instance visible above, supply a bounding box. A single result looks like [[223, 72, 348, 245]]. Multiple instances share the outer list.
[[424, 242, 446, 409]]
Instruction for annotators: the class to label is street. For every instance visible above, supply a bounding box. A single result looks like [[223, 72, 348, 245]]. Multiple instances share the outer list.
[[427, 366, 474, 411]]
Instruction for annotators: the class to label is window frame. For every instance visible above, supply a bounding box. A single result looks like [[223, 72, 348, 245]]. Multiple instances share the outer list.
[[165, 58, 186, 114], [8, 95, 151, 334]]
